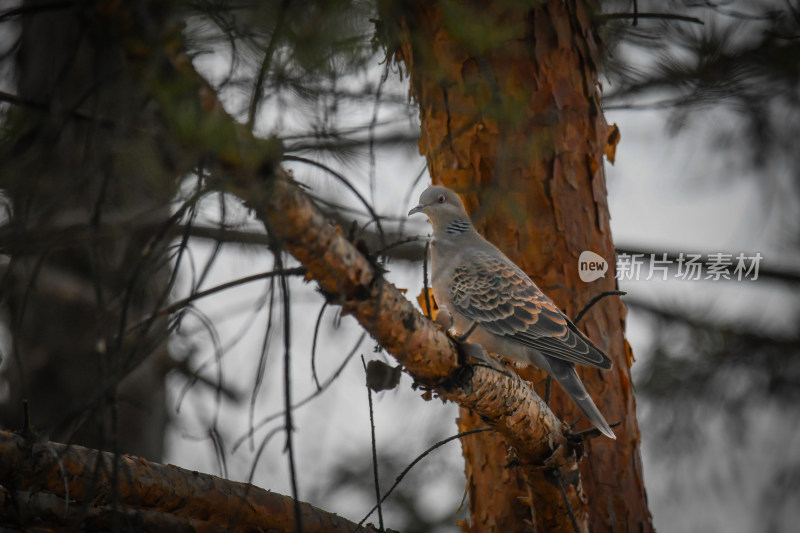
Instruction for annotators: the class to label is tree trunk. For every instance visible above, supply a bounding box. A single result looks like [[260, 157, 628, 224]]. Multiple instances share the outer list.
[[387, 1, 653, 531], [0, 1, 174, 460]]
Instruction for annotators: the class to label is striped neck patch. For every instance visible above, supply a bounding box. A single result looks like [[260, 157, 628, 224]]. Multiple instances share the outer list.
[[445, 219, 472, 234]]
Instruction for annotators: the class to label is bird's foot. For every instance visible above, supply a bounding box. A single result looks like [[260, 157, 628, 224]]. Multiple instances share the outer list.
[[456, 340, 509, 375], [433, 304, 454, 330], [434, 308, 508, 375], [455, 320, 478, 343]]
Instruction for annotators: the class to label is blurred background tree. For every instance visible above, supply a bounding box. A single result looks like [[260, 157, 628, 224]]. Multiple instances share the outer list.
[[601, 2, 800, 529], [1, 0, 798, 531]]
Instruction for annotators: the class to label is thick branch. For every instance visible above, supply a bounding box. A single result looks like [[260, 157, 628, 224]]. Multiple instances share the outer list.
[[0, 430, 385, 533]]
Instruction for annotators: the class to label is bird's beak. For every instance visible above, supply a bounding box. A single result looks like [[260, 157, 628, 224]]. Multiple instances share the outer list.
[[408, 204, 425, 217]]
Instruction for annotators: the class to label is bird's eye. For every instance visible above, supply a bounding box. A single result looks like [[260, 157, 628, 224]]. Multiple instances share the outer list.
[[437, 195, 446, 204]]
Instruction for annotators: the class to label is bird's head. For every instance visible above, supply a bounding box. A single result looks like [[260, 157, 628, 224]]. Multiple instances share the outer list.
[[408, 186, 471, 229]]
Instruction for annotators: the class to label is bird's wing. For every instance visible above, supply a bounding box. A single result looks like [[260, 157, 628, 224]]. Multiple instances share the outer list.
[[450, 251, 611, 369]]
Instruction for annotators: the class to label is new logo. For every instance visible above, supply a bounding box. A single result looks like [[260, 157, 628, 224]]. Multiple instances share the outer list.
[[579, 251, 608, 282]]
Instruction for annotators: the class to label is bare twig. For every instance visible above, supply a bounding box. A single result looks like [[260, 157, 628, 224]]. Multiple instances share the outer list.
[[247, 0, 291, 128], [361, 356, 385, 532], [598, 12, 705, 25], [573, 291, 627, 325], [154, 267, 306, 319], [552, 470, 580, 533], [232, 333, 366, 453], [356, 428, 493, 529], [311, 302, 329, 391]]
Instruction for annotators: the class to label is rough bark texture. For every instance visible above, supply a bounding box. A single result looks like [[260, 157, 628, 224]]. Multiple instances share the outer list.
[[0, 430, 386, 533], [386, 1, 653, 531]]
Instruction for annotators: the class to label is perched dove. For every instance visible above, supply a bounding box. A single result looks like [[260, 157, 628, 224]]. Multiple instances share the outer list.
[[409, 186, 615, 439]]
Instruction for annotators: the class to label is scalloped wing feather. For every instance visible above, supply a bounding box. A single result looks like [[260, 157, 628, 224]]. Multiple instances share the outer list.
[[451, 252, 611, 369]]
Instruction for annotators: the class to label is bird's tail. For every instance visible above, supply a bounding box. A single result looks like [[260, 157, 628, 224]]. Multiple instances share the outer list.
[[550, 359, 616, 439]]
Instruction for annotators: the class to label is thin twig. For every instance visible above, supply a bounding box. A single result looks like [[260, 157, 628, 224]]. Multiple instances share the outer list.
[[361, 356, 384, 532], [208, 427, 229, 479], [154, 267, 305, 320], [368, 62, 391, 207], [356, 428, 493, 529], [372, 235, 425, 257], [247, 0, 291, 129], [598, 12, 705, 25], [0, 87, 116, 125], [174, 308, 225, 414], [310, 302, 328, 391], [552, 470, 580, 533], [573, 290, 627, 325], [249, 278, 277, 451], [247, 427, 285, 484], [275, 254, 302, 533], [232, 333, 366, 453]]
